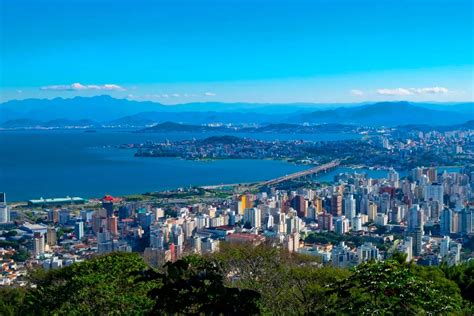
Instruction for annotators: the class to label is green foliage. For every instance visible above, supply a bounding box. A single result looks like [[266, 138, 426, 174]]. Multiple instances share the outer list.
[[210, 243, 324, 315], [142, 255, 261, 315], [123, 194, 148, 202], [12, 248, 28, 262], [0, 246, 469, 315], [305, 231, 385, 248], [0, 287, 26, 316], [287, 265, 351, 314], [441, 260, 474, 303], [330, 260, 462, 315], [24, 252, 154, 315]]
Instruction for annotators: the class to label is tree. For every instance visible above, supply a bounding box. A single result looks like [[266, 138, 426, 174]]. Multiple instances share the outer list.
[[0, 287, 26, 316], [23, 252, 154, 315], [210, 242, 322, 315], [441, 260, 474, 303], [330, 260, 462, 315], [288, 265, 351, 315], [142, 255, 261, 315]]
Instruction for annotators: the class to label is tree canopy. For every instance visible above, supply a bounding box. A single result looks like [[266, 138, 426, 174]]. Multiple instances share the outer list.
[[0, 246, 471, 315]]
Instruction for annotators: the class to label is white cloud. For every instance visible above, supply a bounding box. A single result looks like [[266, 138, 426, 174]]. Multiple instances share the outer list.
[[204, 92, 216, 96], [411, 87, 449, 94], [171, 93, 180, 97], [377, 88, 412, 96], [16, 90, 23, 94], [377, 86, 449, 96], [350, 89, 364, 96], [40, 82, 125, 91]]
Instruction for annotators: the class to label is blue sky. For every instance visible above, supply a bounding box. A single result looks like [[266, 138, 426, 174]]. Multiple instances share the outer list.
[[1, 0, 473, 103]]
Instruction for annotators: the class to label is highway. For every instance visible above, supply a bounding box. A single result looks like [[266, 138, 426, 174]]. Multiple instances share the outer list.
[[201, 159, 340, 189]]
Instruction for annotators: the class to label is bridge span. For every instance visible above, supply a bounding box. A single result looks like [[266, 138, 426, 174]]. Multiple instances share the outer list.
[[259, 160, 340, 187], [201, 159, 340, 190]]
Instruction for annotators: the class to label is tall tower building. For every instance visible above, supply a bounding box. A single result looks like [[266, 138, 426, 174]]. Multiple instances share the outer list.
[[0, 192, 10, 223], [460, 208, 474, 235], [46, 227, 57, 246], [33, 232, 45, 256], [331, 194, 342, 217], [412, 227, 423, 256], [75, 220, 84, 240], [343, 194, 356, 225], [244, 207, 262, 229], [291, 195, 307, 218], [440, 208, 453, 236], [108, 216, 119, 235], [313, 197, 323, 215], [368, 202, 377, 222], [423, 183, 444, 205], [408, 204, 423, 232]]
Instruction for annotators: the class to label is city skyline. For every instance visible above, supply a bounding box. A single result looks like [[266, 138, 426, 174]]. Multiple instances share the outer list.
[[1, 0, 473, 103]]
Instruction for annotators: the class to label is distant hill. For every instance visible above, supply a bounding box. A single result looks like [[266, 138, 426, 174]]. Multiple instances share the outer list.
[[0, 95, 168, 122], [139, 122, 225, 133], [0, 118, 98, 128], [137, 122, 359, 134], [1, 96, 472, 127], [295, 101, 473, 126], [396, 119, 474, 133]]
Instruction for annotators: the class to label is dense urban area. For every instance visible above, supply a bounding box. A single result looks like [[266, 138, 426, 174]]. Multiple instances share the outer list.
[[130, 121, 474, 169], [0, 123, 473, 314]]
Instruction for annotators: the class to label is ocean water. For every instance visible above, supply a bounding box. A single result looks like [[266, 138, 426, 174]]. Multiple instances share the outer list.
[[0, 130, 361, 201]]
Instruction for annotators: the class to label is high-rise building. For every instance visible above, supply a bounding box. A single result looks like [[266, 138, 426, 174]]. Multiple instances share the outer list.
[[58, 209, 71, 225], [423, 183, 444, 205], [459, 208, 473, 235], [357, 242, 380, 263], [335, 216, 349, 235], [331, 194, 342, 217], [343, 194, 356, 225], [33, 232, 45, 256], [408, 204, 423, 232], [426, 167, 438, 183], [153, 208, 164, 221], [440, 236, 450, 260], [244, 207, 262, 229], [108, 216, 119, 235], [0, 205, 10, 223], [352, 214, 362, 231], [332, 241, 357, 268], [74, 220, 84, 240], [397, 236, 413, 262], [412, 227, 423, 256], [118, 205, 131, 220], [318, 212, 333, 231], [46, 227, 57, 246], [291, 195, 307, 218], [440, 208, 453, 236], [368, 202, 377, 222], [379, 192, 391, 214], [0, 192, 10, 223], [388, 168, 400, 188], [102, 196, 115, 217], [313, 197, 323, 215]]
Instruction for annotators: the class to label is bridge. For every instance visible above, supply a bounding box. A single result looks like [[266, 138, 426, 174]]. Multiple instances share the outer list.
[[259, 160, 340, 187], [201, 159, 340, 190]]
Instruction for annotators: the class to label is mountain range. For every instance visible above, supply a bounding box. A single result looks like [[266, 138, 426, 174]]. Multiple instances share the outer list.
[[0, 95, 472, 127]]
